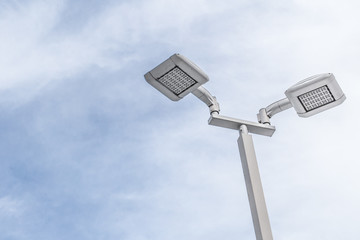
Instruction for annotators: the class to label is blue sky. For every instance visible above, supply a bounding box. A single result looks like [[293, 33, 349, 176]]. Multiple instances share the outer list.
[[0, 0, 359, 239]]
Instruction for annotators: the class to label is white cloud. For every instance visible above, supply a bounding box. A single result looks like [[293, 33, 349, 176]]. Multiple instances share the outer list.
[[0, 0, 359, 239]]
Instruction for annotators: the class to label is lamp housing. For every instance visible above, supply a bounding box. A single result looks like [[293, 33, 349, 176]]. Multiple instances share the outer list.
[[285, 73, 346, 117], [144, 54, 209, 101]]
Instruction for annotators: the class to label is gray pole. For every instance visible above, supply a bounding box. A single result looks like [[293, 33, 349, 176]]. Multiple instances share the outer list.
[[237, 125, 273, 240]]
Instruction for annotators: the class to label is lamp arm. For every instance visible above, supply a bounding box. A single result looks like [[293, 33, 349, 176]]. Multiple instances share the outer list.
[[192, 86, 220, 114], [258, 98, 293, 124], [265, 98, 293, 117]]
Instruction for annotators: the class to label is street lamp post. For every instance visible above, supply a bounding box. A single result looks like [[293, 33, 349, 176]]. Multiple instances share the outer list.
[[144, 54, 346, 240], [208, 113, 275, 240], [238, 124, 273, 240]]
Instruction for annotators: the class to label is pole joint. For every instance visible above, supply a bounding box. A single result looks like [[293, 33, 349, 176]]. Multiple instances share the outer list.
[[240, 124, 249, 134]]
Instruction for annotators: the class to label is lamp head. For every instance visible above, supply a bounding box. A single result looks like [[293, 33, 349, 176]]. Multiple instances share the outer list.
[[285, 73, 346, 117], [144, 54, 209, 101]]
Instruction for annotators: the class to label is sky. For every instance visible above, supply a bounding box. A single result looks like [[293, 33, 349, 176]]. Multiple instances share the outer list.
[[0, 0, 359, 239]]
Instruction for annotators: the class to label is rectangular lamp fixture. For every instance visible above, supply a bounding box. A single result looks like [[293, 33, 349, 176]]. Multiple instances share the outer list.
[[285, 73, 346, 117], [144, 54, 209, 101]]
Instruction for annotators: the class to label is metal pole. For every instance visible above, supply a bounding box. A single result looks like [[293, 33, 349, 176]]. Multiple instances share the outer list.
[[237, 125, 273, 240]]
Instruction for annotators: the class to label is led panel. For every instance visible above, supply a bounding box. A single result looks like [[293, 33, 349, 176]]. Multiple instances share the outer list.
[[285, 73, 346, 117], [298, 85, 335, 112], [158, 67, 197, 95], [144, 54, 209, 101]]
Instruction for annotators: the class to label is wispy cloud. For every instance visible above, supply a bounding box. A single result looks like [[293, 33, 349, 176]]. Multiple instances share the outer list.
[[0, 0, 359, 239]]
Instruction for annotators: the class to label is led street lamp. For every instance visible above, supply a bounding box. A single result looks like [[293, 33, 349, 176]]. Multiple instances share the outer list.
[[145, 53, 346, 240], [285, 73, 346, 117], [144, 54, 209, 101], [258, 73, 346, 124]]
